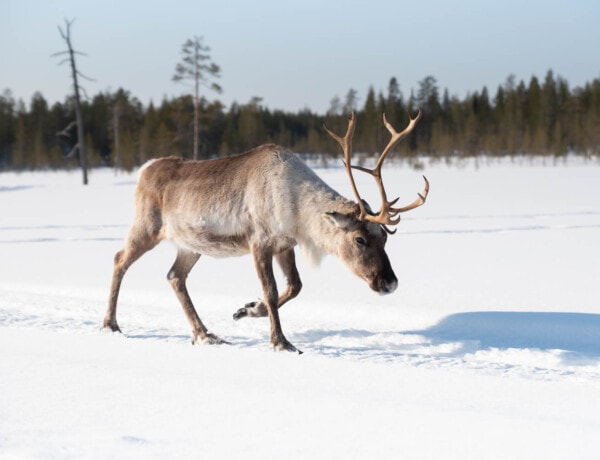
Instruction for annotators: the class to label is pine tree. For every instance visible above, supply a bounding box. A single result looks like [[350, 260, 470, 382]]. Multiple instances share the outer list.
[[524, 76, 544, 153], [385, 77, 403, 127], [541, 70, 558, 152], [327, 95, 342, 116], [416, 76, 441, 152], [238, 97, 265, 151], [139, 102, 158, 163], [359, 86, 378, 152], [343, 89, 359, 115], [28, 92, 50, 168], [172, 36, 222, 160], [12, 106, 26, 169], [0, 90, 15, 167]]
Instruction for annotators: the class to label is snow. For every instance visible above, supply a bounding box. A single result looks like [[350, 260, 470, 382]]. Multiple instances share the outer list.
[[1, 157, 600, 459]]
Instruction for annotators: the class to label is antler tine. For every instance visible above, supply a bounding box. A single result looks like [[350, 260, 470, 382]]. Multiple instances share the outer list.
[[348, 108, 423, 228], [394, 175, 430, 213], [376, 107, 422, 174], [323, 112, 368, 220], [322, 112, 355, 151], [324, 109, 428, 230]]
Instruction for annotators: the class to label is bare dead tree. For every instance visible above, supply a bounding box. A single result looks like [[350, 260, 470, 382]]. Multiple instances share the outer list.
[[52, 18, 93, 185]]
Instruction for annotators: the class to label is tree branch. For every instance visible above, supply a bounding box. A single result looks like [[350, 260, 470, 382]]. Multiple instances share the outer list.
[[65, 143, 80, 159], [77, 70, 96, 82]]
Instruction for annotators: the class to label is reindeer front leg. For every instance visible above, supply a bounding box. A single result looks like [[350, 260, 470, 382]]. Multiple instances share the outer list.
[[234, 247, 302, 320], [252, 244, 301, 353]]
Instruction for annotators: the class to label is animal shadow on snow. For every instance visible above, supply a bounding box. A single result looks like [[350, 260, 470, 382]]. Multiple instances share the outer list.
[[409, 311, 600, 364], [298, 311, 600, 365]]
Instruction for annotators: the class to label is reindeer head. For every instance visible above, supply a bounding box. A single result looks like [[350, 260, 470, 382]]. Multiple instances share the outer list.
[[323, 111, 429, 294], [323, 205, 397, 293]]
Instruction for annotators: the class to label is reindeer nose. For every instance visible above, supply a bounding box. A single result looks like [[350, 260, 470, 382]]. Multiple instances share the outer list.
[[379, 276, 398, 294]]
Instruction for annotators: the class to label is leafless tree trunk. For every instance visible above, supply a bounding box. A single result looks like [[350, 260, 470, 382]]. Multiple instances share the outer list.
[[53, 18, 91, 185]]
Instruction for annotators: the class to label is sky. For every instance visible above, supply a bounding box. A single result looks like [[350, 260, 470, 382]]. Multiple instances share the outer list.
[[3, 0, 600, 114]]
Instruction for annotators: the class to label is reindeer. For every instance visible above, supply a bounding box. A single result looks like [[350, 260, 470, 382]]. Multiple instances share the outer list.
[[102, 110, 428, 353]]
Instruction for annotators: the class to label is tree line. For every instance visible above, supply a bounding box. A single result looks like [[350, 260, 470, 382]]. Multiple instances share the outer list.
[[1, 70, 599, 172]]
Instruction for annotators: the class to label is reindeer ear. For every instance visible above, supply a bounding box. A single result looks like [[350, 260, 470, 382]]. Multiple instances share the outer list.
[[361, 199, 375, 216], [322, 211, 355, 230]]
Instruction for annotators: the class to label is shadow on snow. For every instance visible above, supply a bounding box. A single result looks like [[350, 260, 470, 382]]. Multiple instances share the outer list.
[[0, 185, 38, 193], [409, 311, 600, 356], [294, 311, 600, 366]]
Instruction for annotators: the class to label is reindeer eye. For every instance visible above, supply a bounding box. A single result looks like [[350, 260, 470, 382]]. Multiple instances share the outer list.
[[355, 236, 367, 246]]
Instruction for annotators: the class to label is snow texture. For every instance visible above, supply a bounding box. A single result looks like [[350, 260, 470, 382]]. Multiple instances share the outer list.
[[1, 157, 600, 459]]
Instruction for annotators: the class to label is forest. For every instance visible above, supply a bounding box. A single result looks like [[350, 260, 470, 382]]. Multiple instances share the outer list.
[[1, 70, 599, 172]]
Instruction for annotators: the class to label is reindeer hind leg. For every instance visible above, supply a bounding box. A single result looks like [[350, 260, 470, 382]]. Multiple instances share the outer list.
[[102, 216, 162, 332], [167, 248, 228, 345]]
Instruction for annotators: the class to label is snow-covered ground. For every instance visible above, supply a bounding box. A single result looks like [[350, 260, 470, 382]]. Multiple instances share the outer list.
[[1, 157, 600, 459]]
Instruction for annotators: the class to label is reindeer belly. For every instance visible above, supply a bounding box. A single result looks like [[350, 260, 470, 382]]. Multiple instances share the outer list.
[[165, 219, 250, 257]]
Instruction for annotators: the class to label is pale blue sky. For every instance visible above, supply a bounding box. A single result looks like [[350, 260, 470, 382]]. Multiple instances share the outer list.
[[3, 0, 599, 114]]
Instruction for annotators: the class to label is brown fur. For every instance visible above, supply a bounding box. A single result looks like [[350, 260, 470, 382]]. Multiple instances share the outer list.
[[102, 144, 398, 353]]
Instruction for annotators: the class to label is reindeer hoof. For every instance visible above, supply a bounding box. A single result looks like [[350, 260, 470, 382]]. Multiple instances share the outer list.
[[233, 306, 249, 321], [233, 301, 256, 321], [193, 332, 230, 345], [233, 301, 268, 321], [101, 320, 122, 333], [273, 339, 302, 354]]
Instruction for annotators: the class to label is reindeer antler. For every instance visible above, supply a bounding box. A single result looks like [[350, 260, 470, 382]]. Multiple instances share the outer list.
[[324, 109, 429, 234], [322, 112, 367, 219]]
